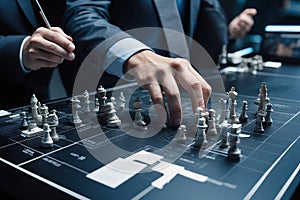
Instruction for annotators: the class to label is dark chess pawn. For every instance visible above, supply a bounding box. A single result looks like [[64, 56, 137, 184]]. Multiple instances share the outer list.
[[47, 110, 59, 143], [228, 124, 242, 161], [106, 102, 121, 128], [239, 101, 248, 123], [41, 123, 53, 148], [133, 98, 147, 131], [264, 103, 273, 127], [194, 117, 208, 149], [254, 110, 266, 133], [20, 111, 28, 130], [96, 85, 108, 123]]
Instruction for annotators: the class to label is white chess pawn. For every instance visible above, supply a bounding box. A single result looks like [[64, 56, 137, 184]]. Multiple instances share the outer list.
[[177, 125, 187, 142], [106, 102, 121, 128], [41, 123, 53, 148]]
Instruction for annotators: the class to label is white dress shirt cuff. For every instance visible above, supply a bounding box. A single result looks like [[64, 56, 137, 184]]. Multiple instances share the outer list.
[[19, 36, 31, 74]]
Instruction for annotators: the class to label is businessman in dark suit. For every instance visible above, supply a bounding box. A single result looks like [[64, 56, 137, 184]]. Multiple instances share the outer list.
[[0, 0, 75, 109], [63, 0, 228, 127]]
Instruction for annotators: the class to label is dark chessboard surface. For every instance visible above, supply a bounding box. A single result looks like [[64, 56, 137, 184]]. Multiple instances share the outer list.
[[0, 64, 299, 199]]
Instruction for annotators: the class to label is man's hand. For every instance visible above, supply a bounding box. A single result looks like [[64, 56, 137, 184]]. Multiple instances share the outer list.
[[228, 8, 257, 39], [22, 27, 75, 70], [125, 50, 211, 127]]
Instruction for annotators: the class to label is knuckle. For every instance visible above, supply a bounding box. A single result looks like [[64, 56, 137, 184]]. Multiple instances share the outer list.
[[151, 94, 163, 104]]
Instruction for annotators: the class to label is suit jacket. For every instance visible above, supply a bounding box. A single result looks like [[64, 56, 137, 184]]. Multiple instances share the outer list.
[[62, 0, 227, 92], [0, 0, 67, 109]]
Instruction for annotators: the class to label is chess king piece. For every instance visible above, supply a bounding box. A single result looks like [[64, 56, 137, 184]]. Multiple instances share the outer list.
[[177, 125, 187, 142], [194, 117, 208, 149], [20, 111, 29, 130], [96, 85, 108, 124], [264, 103, 273, 127], [228, 124, 242, 161], [106, 102, 121, 128], [71, 96, 82, 125], [239, 100, 248, 123], [254, 82, 270, 106], [47, 110, 59, 142], [228, 87, 240, 124], [41, 123, 53, 148], [219, 122, 230, 149], [82, 90, 91, 113], [30, 94, 42, 125], [133, 97, 147, 131]]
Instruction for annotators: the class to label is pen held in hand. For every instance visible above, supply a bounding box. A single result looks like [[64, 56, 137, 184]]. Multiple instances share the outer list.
[[35, 0, 51, 28]]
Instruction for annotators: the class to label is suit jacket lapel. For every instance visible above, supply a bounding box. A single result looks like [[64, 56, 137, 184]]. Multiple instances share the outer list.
[[189, 0, 201, 39], [153, 0, 190, 60], [16, 0, 39, 28]]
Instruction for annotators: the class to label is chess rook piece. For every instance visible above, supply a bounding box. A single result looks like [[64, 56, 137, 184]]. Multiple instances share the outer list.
[[106, 102, 121, 128], [177, 125, 187, 142], [40, 104, 49, 126], [254, 110, 266, 133], [20, 111, 28, 130], [71, 96, 82, 125], [96, 85, 108, 124], [228, 87, 240, 124], [82, 90, 91, 113], [47, 110, 59, 142], [194, 117, 208, 149], [264, 103, 273, 127], [219, 122, 230, 149], [239, 100, 249, 123], [133, 98, 147, 130], [228, 124, 242, 161], [41, 123, 53, 148], [207, 109, 218, 137]]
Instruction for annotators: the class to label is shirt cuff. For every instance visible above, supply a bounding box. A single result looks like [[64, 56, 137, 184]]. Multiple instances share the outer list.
[[19, 36, 31, 74], [104, 38, 152, 78]]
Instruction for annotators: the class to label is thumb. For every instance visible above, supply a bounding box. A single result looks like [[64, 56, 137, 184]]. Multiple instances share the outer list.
[[243, 8, 257, 17]]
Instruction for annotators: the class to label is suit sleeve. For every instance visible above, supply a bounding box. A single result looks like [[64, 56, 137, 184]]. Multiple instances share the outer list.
[[0, 35, 28, 81]]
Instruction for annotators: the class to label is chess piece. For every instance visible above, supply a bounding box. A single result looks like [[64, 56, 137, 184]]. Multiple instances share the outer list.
[[110, 97, 116, 107], [194, 117, 208, 149], [219, 122, 230, 149], [40, 104, 49, 126], [239, 101, 248, 123], [264, 103, 273, 127], [96, 85, 108, 123], [47, 110, 59, 142], [177, 125, 187, 142], [106, 102, 121, 127], [228, 124, 242, 161], [254, 110, 266, 133], [254, 82, 270, 106], [219, 98, 228, 123], [21, 120, 43, 137], [82, 90, 91, 113], [207, 109, 217, 137], [228, 87, 240, 124], [20, 111, 28, 130], [94, 98, 100, 112], [133, 98, 147, 130], [41, 123, 53, 148], [30, 94, 42, 125], [71, 96, 82, 125], [118, 92, 126, 110]]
